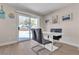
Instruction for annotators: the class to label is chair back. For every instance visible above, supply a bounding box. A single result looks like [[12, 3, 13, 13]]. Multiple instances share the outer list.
[[35, 28, 43, 44], [31, 29, 37, 41]]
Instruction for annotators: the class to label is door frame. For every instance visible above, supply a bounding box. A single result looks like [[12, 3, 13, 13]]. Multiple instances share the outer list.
[[16, 12, 40, 42]]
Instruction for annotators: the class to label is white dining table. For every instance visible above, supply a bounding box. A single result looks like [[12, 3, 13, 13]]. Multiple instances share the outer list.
[[42, 31, 62, 52]]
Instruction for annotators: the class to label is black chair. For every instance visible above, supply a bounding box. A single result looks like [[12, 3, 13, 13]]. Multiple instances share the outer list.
[[31, 29, 37, 41], [50, 28, 62, 44], [53, 35, 62, 49], [53, 35, 62, 44], [50, 28, 62, 49], [31, 28, 52, 54]]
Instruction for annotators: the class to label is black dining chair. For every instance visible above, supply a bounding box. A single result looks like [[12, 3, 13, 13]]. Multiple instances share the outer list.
[[31, 28, 52, 54], [53, 35, 62, 44], [50, 28, 62, 48]]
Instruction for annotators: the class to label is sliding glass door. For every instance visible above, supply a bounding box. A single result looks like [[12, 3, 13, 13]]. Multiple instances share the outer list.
[[30, 17, 39, 39], [18, 14, 39, 41], [18, 15, 30, 41]]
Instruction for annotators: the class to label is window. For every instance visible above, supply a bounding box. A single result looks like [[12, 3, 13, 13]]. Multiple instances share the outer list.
[[17, 13, 40, 41]]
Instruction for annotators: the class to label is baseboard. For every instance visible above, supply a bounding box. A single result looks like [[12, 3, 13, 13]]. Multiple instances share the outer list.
[[60, 40, 79, 48], [0, 41, 18, 47]]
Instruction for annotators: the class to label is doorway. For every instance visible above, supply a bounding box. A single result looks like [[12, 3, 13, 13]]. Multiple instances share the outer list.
[[18, 14, 39, 41]]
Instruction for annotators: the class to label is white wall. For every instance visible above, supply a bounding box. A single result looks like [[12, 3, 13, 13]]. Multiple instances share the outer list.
[[0, 19, 17, 44], [44, 4, 79, 48], [0, 4, 18, 45]]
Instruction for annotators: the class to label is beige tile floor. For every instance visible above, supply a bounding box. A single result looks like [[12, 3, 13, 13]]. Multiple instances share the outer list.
[[0, 40, 79, 55]]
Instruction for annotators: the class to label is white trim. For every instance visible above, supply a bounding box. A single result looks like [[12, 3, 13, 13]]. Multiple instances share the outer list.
[[0, 41, 18, 47], [16, 10, 40, 18], [60, 40, 79, 48]]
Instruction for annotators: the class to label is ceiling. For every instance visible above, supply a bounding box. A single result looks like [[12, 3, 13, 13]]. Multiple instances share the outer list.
[[9, 3, 71, 16]]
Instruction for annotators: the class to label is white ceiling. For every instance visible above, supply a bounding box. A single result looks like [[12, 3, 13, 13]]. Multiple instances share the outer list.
[[9, 3, 71, 16]]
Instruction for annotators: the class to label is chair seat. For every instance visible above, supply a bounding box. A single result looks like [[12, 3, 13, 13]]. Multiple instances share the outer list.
[[42, 39, 52, 45], [53, 35, 62, 40]]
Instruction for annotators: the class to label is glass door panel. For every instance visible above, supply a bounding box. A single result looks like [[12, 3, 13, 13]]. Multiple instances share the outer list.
[[18, 14, 39, 41], [30, 17, 38, 39], [19, 15, 30, 41]]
